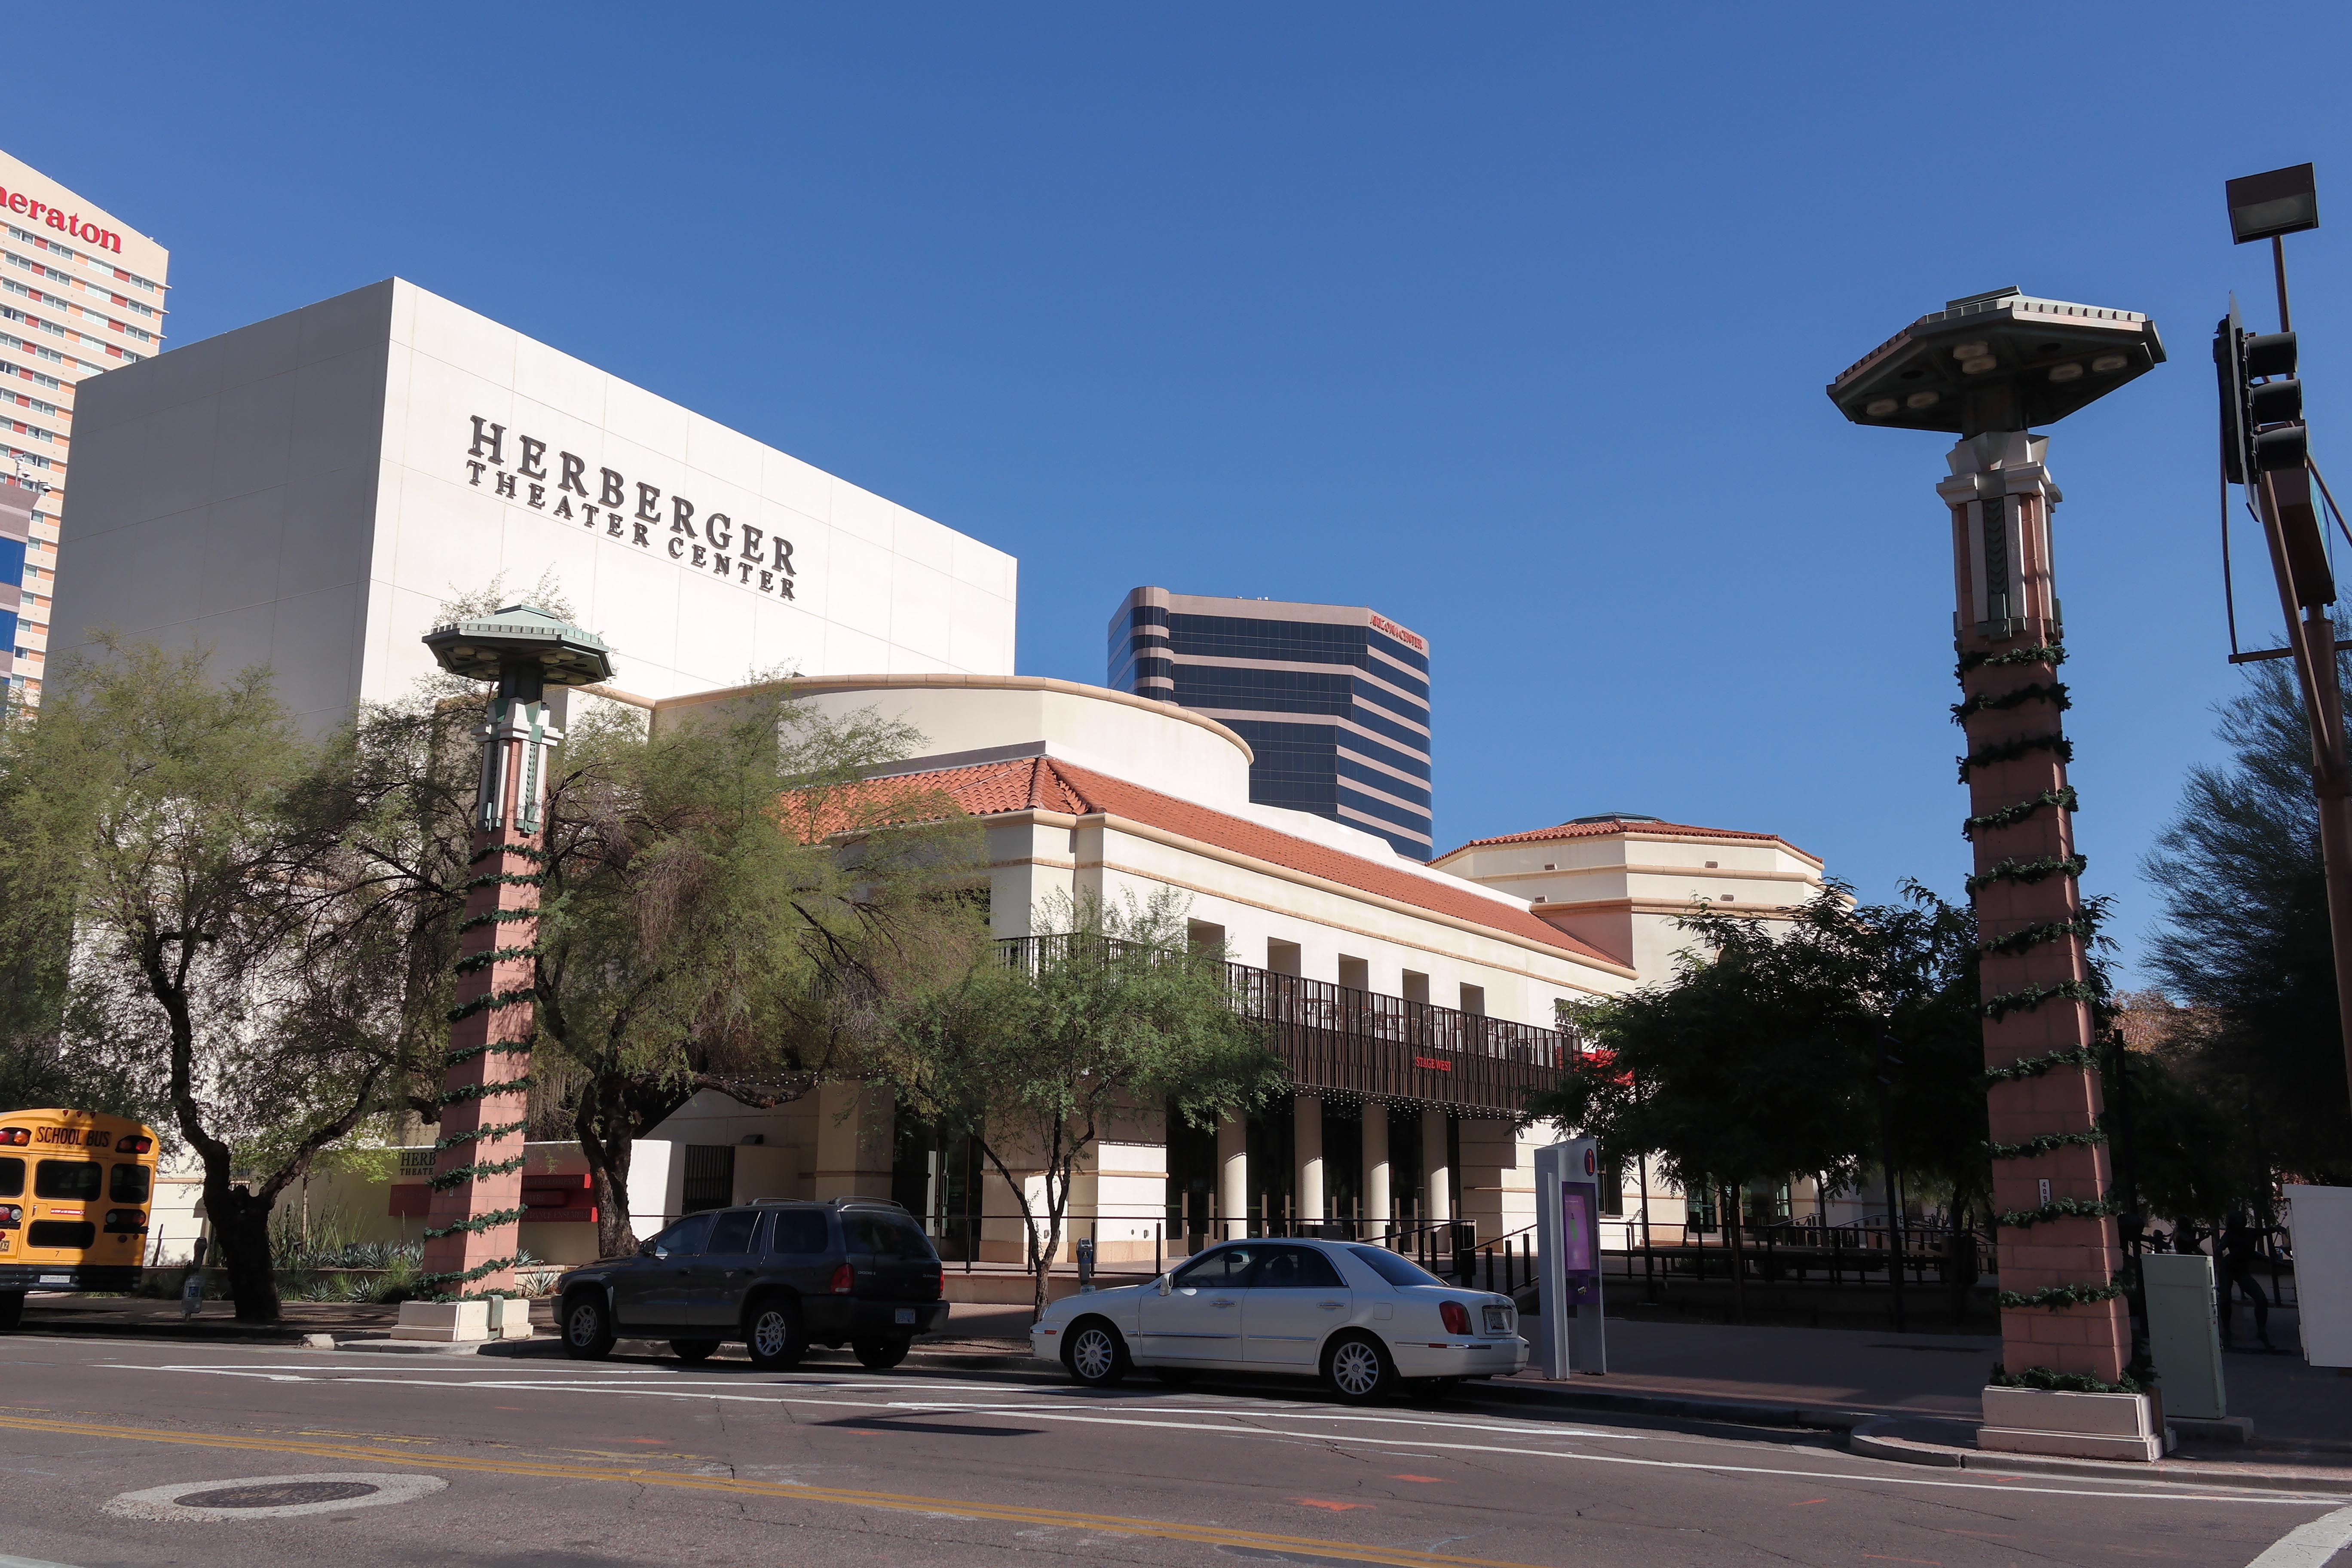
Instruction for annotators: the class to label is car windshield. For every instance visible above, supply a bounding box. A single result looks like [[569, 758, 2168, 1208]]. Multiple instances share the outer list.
[[1346, 1244, 1447, 1289]]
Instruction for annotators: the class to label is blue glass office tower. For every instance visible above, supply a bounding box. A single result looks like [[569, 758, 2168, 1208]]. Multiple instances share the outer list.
[[1108, 588, 1433, 859]]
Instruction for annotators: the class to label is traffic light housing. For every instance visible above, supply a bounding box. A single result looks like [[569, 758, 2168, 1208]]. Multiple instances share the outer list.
[[2215, 306, 2308, 485], [2216, 303, 2331, 607]]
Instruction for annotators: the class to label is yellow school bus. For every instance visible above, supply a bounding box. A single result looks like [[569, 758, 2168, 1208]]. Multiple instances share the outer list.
[[0, 1109, 160, 1327]]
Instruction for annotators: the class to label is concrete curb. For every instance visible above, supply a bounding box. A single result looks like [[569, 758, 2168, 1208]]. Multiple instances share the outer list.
[[1847, 1418, 2352, 1496], [1461, 1378, 1870, 1433]]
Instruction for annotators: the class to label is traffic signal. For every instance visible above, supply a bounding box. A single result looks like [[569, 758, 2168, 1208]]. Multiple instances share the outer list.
[[2214, 303, 2308, 484], [2216, 301, 2331, 606]]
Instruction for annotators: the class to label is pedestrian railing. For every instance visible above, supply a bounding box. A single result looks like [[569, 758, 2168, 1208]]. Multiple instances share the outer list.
[[996, 935, 1583, 1115]]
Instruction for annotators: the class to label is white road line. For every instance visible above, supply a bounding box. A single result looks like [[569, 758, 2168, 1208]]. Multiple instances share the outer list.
[[81, 1360, 2352, 1508], [0, 1555, 84, 1568], [2247, 1504, 2352, 1567]]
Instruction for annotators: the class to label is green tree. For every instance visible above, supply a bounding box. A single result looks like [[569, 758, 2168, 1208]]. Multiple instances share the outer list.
[[872, 889, 1288, 1320], [1533, 883, 1986, 1252], [0, 641, 447, 1319], [2141, 655, 2352, 1185], [527, 685, 989, 1260]]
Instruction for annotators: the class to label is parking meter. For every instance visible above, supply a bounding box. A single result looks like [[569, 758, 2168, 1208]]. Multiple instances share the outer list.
[[1075, 1237, 1096, 1293], [1534, 1139, 1607, 1377], [181, 1269, 203, 1319]]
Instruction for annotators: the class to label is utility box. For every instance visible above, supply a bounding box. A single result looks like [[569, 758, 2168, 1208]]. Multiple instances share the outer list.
[[2284, 1183, 2352, 1367], [1533, 1139, 1606, 1378], [2143, 1253, 2226, 1420]]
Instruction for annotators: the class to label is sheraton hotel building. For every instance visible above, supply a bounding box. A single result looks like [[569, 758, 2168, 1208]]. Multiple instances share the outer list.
[[52, 275, 1833, 1268]]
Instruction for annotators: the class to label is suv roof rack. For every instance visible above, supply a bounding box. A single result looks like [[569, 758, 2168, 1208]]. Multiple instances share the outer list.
[[742, 1196, 910, 1211]]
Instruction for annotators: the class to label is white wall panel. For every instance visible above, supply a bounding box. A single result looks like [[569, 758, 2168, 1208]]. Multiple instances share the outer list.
[[54, 278, 1018, 726]]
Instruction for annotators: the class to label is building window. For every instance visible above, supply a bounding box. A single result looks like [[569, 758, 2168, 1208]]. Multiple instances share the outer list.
[[680, 1145, 736, 1214]]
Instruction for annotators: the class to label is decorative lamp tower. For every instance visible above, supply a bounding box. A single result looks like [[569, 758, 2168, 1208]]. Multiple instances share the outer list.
[[1829, 289, 2167, 1461], [400, 605, 613, 1336]]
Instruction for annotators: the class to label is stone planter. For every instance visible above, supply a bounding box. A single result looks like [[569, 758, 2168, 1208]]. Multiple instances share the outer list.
[[1979, 1385, 2163, 1462], [392, 1297, 534, 1343]]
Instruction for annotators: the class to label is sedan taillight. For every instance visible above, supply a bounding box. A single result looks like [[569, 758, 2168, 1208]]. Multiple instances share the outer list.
[[830, 1262, 854, 1295], [1439, 1301, 1471, 1335]]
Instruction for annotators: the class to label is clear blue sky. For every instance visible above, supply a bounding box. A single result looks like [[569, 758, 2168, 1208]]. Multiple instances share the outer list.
[[15, 4, 2352, 979]]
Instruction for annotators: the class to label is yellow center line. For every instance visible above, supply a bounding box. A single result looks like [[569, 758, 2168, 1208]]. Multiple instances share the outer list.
[[0, 1412, 1541, 1568]]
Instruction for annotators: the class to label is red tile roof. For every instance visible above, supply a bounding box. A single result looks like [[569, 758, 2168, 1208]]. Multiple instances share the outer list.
[[1438, 817, 1814, 861], [842, 755, 1626, 971]]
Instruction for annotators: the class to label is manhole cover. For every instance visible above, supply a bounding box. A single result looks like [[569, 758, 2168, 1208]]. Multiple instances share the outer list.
[[179, 1480, 384, 1509], [107, 1472, 446, 1521]]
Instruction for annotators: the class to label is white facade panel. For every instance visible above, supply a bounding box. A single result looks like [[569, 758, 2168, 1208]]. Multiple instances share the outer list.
[[52, 278, 1017, 724]]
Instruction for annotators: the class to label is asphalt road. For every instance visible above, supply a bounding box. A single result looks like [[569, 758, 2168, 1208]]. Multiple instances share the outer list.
[[0, 1334, 2346, 1568]]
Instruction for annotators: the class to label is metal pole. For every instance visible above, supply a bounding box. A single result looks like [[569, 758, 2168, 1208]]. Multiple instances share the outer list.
[[2274, 235, 2294, 333], [2251, 467, 2352, 1126]]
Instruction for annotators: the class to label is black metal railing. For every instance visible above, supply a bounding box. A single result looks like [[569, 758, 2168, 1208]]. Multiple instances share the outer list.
[[1612, 1216, 1993, 1291], [997, 935, 1579, 1115], [914, 1210, 1482, 1282]]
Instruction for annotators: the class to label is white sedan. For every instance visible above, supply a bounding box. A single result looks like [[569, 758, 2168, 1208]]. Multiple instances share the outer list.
[[1029, 1237, 1525, 1402]]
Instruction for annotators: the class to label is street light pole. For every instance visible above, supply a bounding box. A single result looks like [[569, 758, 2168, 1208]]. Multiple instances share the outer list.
[[2218, 162, 2352, 1125], [1829, 285, 2166, 1460], [395, 605, 613, 1337]]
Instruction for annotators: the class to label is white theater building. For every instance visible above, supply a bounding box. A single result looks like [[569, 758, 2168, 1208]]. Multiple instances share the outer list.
[[49, 278, 1016, 724], [51, 279, 1831, 1274]]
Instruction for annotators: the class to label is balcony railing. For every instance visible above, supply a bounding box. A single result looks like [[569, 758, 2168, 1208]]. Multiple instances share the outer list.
[[996, 935, 1578, 1116]]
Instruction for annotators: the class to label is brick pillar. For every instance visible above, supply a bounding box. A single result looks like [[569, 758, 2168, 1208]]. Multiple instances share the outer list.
[[418, 691, 561, 1298], [1941, 432, 2128, 1387]]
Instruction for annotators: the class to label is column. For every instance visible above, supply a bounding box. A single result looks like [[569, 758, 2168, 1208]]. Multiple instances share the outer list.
[[1942, 431, 2129, 1389], [812, 1083, 894, 1200], [1216, 1114, 1248, 1240], [1362, 1105, 1391, 1236], [1294, 1097, 1325, 1226], [416, 687, 560, 1301], [1421, 1108, 1452, 1224]]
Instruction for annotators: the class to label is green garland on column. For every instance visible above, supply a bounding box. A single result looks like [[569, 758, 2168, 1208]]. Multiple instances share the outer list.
[[1964, 787, 2079, 840], [1957, 642, 2067, 677], [456, 907, 537, 935], [448, 985, 539, 1023], [1955, 638, 2134, 1390], [1951, 680, 2071, 722], [1981, 1044, 2101, 1084], [1966, 854, 2088, 896], [1958, 732, 2073, 782], [1981, 979, 2101, 1021], [1985, 1126, 2105, 1159], [1978, 914, 2097, 958]]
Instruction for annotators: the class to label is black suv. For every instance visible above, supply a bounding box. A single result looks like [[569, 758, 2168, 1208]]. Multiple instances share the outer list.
[[554, 1198, 950, 1369]]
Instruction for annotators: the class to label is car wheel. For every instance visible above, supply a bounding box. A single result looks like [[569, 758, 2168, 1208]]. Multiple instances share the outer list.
[[671, 1338, 721, 1363], [0, 1291, 23, 1332], [744, 1298, 805, 1371], [1062, 1318, 1129, 1387], [854, 1335, 912, 1370], [562, 1290, 614, 1361], [1321, 1332, 1396, 1403]]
